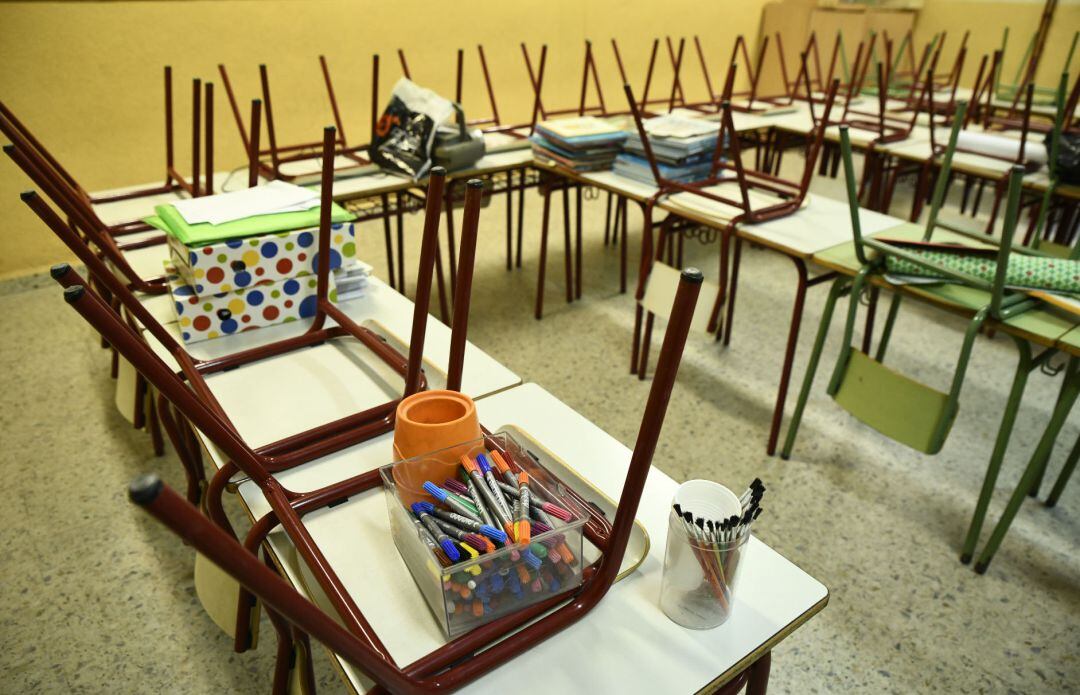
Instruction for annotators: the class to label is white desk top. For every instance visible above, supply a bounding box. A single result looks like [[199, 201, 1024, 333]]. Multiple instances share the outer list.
[[579, 169, 659, 202], [243, 383, 827, 694], [736, 193, 908, 257], [144, 276, 520, 452], [90, 172, 242, 227]]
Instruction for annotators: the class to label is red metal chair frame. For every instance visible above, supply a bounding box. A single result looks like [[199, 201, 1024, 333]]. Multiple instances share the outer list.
[[66, 255, 705, 694], [627, 69, 841, 377], [21, 130, 452, 507], [218, 56, 371, 182], [0, 67, 212, 237]]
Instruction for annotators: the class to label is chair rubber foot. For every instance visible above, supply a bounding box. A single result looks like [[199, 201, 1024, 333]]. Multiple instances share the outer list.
[[959, 553, 971, 565], [973, 561, 988, 575], [1044, 500, 1056, 508], [780, 453, 790, 461]]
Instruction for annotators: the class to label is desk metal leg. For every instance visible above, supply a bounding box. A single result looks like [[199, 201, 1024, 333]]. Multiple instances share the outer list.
[[575, 184, 583, 300], [1045, 434, 1080, 507], [620, 197, 629, 294], [516, 168, 526, 268], [434, 241, 450, 324], [445, 184, 458, 296], [395, 191, 405, 296], [506, 171, 514, 271], [535, 184, 553, 320], [766, 258, 809, 455], [722, 234, 742, 346], [562, 185, 573, 304], [747, 651, 772, 695], [380, 192, 396, 290], [603, 190, 613, 246]]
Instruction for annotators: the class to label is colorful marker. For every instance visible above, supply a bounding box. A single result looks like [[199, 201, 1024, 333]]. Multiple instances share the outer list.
[[423, 481, 482, 523], [463, 455, 515, 540], [412, 502, 460, 562], [516, 472, 532, 544]]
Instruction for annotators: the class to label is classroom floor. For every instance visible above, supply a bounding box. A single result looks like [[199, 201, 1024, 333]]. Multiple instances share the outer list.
[[2, 157, 1077, 694]]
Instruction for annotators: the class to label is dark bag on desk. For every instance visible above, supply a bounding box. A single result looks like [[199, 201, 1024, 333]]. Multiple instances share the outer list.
[[1049, 131, 1080, 185], [432, 104, 485, 172], [370, 79, 456, 179]]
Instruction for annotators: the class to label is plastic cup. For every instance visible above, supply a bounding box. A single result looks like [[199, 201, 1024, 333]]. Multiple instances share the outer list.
[[660, 480, 748, 629]]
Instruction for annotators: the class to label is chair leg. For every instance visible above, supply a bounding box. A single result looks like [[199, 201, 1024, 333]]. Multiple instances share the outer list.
[[774, 269, 846, 460], [638, 311, 655, 380], [959, 337, 1034, 564], [433, 242, 450, 324], [534, 185, 553, 320], [1045, 433, 1080, 508], [873, 293, 902, 363], [861, 286, 880, 355], [974, 357, 1080, 573]]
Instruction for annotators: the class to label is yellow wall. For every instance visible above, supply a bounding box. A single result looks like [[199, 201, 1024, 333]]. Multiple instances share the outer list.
[[0, 0, 769, 279], [914, 0, 1080, 89]]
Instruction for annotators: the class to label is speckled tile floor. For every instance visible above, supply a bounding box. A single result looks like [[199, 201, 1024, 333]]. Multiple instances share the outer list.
[[1, 157, 1077, 694]]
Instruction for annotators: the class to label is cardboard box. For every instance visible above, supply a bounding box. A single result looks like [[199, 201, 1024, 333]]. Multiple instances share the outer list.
[[167, 222, 356, 294]]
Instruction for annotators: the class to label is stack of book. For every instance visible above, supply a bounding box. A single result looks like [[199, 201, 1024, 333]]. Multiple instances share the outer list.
[[613, 114, 720, 185], [530, 116, 628, 172]]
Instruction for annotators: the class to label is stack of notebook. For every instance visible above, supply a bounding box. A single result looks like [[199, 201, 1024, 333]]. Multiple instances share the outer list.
[[613, 114, 720, 185], [530, 116, 628, 172]]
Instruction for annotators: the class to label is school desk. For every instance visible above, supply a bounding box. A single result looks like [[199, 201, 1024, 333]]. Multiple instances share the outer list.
[[220, 382, 827, 694]]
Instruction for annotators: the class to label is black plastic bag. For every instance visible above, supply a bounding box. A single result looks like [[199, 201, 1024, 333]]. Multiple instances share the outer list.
[[371, 79, 456, 179], [1049, 131, 1080, 185]]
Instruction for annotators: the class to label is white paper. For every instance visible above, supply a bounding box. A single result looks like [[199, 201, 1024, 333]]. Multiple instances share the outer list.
[[935, 129, 1049, 165], [172, 180, 320, 225]]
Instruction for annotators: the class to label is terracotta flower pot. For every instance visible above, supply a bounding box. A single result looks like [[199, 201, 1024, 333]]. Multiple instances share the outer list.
[[392, 390, 484, 505]]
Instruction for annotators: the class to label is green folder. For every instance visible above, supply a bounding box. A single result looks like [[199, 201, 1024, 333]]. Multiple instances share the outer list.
[[146, 202, 354, 246]]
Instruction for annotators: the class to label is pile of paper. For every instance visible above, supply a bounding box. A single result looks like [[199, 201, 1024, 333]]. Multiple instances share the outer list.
[[335, 261, 373, 302], [530, 116, 628, 172], [613, 114, 720, 185], [146, 180, 353, 246]]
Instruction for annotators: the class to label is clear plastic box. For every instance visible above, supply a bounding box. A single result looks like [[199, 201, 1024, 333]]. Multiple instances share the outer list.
[[380, 431, 588, 638]]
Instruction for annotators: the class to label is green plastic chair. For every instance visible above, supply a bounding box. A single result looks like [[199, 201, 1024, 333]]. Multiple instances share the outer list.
[[994, 27, 1079, 106], [779, 100, 1068, 566]]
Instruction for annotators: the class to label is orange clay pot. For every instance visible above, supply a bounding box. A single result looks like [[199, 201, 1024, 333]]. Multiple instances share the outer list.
[[392, 390, 484, 506]]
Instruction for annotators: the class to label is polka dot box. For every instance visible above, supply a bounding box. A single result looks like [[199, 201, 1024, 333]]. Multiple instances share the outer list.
[[166, 223, 356, 294], [166, 264, 343, 344]]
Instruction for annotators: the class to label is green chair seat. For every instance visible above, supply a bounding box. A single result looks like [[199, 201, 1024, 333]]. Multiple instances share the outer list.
[[833, 350, 955, 454]]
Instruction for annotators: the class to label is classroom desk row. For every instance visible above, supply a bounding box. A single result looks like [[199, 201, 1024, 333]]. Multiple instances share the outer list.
[[128, 266, 828, 692]]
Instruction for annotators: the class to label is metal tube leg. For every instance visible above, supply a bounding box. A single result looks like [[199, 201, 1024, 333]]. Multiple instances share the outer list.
[[380, 193, 396, 290], [534, 185, 552, 320], [960, 338, 1034, 563], [604, 191, 613, 246], [505, 174, 513, 271], [631, 304, 643, 374], [516, 169, 525, 268], [747, 651, 772, 695], [974, 357, 1080, 573], [861, 286, 880, 355], [433, 241, 450, 324], [619, 198, 629, 293], [707, 227, 729, 336], [562, 185, 573, 303], [781, 274, 846, 459], [575, 184, 583, 300], [1045, 433, 1080, 508], [638, 312, 655, 380], [766, 258, 810, 456], [396, 192, 405, 296], [722, 235, 742, 347], [873, 293, 902, 363], [445, 187, 458, 295]]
